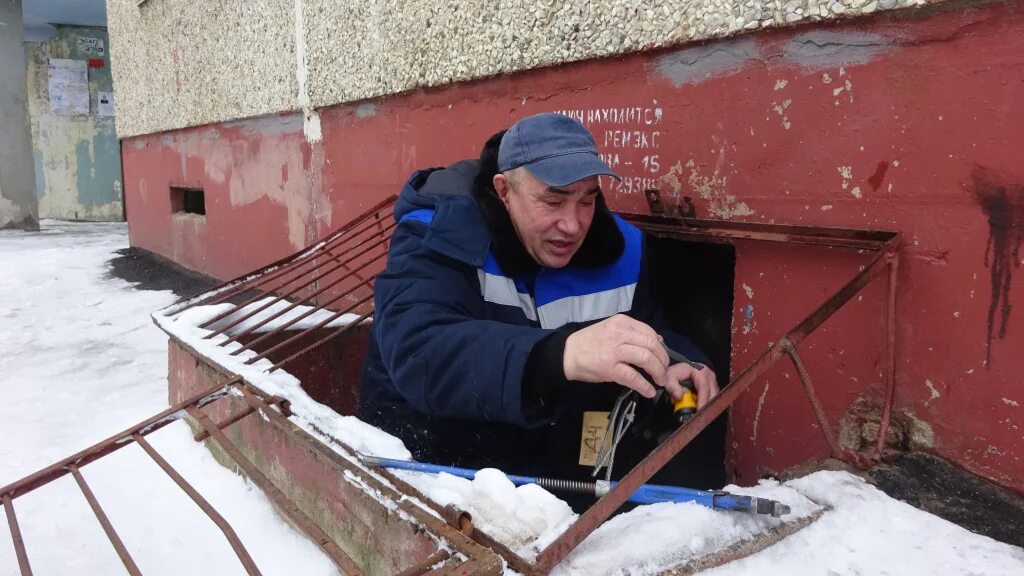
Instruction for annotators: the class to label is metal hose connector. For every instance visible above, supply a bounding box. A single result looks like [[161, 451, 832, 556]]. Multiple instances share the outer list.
[[534, 477, 598, 496]]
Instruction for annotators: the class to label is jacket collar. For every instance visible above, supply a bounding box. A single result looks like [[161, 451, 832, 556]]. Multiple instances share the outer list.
[[396, 160, 625, 274]]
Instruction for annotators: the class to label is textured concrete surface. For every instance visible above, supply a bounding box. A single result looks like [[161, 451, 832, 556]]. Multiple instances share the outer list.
[[107, 0, 940, 138], [304, 0, 933, 108], [106, 0, 299, 138], [26, 26, 124, 221], [0, 0, 39, 229]]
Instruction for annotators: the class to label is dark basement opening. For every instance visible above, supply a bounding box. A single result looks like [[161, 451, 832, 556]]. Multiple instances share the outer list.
[[617, 234, 736, 494], [171, 186, 207, 216]]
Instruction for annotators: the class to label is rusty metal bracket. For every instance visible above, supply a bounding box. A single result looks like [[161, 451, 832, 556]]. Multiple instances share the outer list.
[[645, 188, 669, 215], [644, 188, 697, 219]]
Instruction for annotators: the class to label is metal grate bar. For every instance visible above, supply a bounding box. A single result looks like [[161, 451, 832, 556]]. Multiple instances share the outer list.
[[68, 464, 144, 576], [202, 221, 393, 338], [246, 291, 374, 366], [267, 308, 373, 372], [2, 494, 33, 576], [218, 248, 388, 348], [0, 381, 235, 501], [227, 273, 377, 356], [192, 406, 257, 442], [784, 344, 843, 459], [394, 549, 453, 576], [133, 434, 262, 576], [185, 406, 364, 575], [182, 196, 396, 316]]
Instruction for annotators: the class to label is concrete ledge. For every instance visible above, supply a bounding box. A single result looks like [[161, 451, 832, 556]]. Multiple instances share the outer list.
[[166, 339, 489, 575]]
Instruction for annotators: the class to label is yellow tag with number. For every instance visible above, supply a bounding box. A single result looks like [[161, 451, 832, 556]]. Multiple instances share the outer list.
[[579, 411, 610, 467]]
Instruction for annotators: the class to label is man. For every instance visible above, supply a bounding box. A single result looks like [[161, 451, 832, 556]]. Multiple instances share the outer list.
[[358, 113, 721, 494]]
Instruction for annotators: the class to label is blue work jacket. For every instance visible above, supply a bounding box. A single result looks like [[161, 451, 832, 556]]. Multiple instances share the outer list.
[[358, 160, 710, 476]]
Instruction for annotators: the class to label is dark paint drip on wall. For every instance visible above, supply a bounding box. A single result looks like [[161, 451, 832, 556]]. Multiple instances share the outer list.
[[868, 161, 890, 192], [970, 166, 1024, 367]]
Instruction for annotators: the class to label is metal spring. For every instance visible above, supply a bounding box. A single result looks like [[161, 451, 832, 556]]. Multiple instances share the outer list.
[[534, 477, 597, 496]]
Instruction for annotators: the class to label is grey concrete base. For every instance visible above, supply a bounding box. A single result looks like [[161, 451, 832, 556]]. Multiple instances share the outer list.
[[0, 0, 39, 230]]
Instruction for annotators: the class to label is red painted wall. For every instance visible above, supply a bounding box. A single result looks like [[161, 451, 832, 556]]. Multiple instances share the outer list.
[[123, 1, 1024, 490]]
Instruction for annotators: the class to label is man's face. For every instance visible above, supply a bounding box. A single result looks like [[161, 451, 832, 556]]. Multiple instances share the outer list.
[[493, 168, 599, 269]]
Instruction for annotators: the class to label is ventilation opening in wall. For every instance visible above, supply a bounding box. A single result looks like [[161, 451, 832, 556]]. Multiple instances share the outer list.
[[170, 186, 206, 216]]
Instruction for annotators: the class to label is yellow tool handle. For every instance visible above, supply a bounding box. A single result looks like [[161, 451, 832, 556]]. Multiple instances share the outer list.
[[659, 340, 704, 415], [673, 383, 698, 413]]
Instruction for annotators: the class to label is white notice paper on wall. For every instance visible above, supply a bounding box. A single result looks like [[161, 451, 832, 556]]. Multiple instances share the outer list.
[[48, 59, 89, 116], [77, 37, 106, 56], [97, 91, 115, 117]]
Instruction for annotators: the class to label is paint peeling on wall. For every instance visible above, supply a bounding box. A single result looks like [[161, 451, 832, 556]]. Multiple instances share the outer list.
[[660, 157, 755, 220], [742, 303, 757, 334], [25, 26, 122, 221], [166, 116, 330, 252], [750, 380, 772, 443]]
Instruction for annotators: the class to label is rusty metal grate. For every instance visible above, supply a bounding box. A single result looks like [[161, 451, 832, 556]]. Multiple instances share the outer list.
[[0, 376, 485, 575], [173, 195, 397, 372], [0, 197, 479, 575], [2, 191, 902, 575]]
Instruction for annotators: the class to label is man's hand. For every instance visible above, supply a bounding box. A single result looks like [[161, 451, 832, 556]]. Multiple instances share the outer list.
[[666, 362, 720, 408], [563, 315, 677, 399]]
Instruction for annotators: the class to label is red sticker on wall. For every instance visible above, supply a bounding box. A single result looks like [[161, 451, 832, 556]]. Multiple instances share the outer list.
[[88, 58, 105, 68]]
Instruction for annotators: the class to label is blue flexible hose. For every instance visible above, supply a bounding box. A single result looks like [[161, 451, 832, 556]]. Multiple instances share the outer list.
[[360, 454, 789, 516]]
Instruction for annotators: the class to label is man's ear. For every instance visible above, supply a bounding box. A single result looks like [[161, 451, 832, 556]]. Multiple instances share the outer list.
[[493, 173, 512, 210]]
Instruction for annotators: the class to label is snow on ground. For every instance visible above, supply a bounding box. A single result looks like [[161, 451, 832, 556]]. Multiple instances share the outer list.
[[551, 478, 822, 575], [394, 468, 580, 562], [554, 471, 1024, 576], [702, 471, 1024, 576], [6, 222, 1023, 576], [0, 222, 336, 576]]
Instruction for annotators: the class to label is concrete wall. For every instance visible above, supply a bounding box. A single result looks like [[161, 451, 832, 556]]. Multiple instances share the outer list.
[[121, 1, 1024, 491], [106, 0, 939, 139], [0, 0, 39, 230], [25, 26, 123, 221], [105, 0, 298, 139]]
